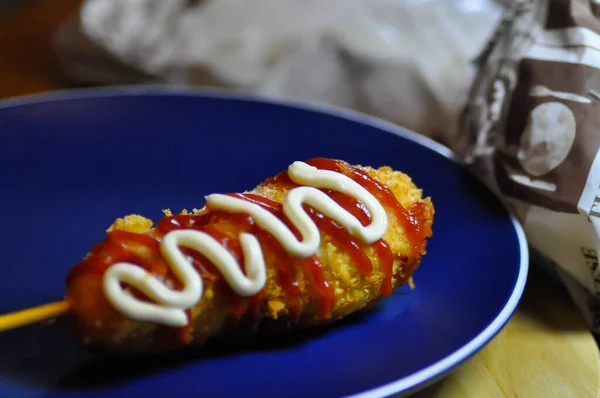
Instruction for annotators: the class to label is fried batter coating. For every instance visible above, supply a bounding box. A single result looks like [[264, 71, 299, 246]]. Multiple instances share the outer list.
[[66, 163, 434, 356]]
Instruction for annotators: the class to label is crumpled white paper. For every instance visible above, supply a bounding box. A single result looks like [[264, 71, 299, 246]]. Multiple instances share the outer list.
[[53, 0, 505, 142]]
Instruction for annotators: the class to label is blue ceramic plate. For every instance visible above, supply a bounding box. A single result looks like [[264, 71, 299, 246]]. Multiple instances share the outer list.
[[0, 87, 528, 398]]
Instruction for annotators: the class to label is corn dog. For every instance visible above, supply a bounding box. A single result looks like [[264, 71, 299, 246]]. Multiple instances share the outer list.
[[65, 158, 434, 356]]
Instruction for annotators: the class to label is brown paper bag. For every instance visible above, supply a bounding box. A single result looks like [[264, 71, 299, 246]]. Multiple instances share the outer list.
[[461, 0, 600, 332]]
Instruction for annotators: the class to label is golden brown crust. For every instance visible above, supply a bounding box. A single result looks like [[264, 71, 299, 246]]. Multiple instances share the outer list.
[[67, 164, 434, 356]]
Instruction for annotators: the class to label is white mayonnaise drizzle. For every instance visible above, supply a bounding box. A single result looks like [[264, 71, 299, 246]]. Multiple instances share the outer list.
[[102, 161, 388, 326]]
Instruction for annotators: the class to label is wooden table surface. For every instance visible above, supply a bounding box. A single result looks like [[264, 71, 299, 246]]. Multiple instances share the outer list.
[[1, 1, 599, 397]]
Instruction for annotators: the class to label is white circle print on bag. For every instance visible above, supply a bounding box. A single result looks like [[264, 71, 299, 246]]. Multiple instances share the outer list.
[[517, 101, 577, 177]]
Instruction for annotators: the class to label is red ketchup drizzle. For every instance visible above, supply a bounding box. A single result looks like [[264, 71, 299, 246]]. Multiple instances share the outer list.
[[325, 190, 394, 296], [305, 158, 428, 256], [224, 194, 301, 308], [229, 193, 335, 319], [262, 171, 294, 187], [66, 230, 160, 284], [373, 240, 393, 296], [203, 224, 263, 330], [158, 212, 266, 327], [261, 164, 396, 295], [306, 207, 373, 276], [66, 229, 197, 344]]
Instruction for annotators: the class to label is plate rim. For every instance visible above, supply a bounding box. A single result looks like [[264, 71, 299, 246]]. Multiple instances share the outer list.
[[0, 85, 530, 398]]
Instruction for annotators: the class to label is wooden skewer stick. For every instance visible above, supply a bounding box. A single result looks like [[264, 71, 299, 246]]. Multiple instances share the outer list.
[[0, 300, 72, 332]]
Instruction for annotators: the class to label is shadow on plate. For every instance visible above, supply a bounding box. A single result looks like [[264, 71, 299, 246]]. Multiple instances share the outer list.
[[0, 302, 385, 390]]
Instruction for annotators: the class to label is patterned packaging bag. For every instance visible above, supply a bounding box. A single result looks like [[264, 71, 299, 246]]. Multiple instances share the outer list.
[[461, 0, 600, 332]]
